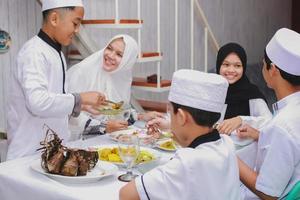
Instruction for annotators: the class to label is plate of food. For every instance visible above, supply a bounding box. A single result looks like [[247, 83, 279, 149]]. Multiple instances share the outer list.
[[30, 159, 118, 184], [95, 145, 160, 167], [155, 139, 179, 152], [97, 100, 126, 115], [109, 129, 156, 146]]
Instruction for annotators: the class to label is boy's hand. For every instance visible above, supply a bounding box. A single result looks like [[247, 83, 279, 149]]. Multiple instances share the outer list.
[[81, 105, 101, 115], [80, 91, 106, 106], [146, 117, 170, 131], [139, 111, 164, 122], [237, 124, 259, 141], [146, 117, 170, 139]]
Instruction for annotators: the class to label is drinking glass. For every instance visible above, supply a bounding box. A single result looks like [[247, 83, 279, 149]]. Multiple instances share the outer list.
[[117, 134, 140, 182]]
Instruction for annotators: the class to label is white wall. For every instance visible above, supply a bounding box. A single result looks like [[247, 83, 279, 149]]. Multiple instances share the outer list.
[[0, 0, 42, 132], [0, 0, 292, 131]]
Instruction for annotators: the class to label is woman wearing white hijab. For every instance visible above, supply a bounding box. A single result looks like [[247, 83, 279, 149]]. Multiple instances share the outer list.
[[68, 35, 163, 134]]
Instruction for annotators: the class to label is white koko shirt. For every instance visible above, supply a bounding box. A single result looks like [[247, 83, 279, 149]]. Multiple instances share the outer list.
[[136, 135, 241, 200], [6, 31, 74, 160], [243, 92, 300, 199]]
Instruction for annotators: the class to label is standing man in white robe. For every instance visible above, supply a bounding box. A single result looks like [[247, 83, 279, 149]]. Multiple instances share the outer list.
[[238, 28, 300, 199], [6, 0, 105, 160]]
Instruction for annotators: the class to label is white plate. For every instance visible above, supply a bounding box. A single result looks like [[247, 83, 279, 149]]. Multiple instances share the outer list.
[[95, 145, 160, 167], [109, 128, 155, 146], [30, 159, 118, 184], [155, 139, 179, 152]]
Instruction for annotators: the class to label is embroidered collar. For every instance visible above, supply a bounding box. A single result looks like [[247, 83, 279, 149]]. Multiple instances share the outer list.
[[188, 129, 221, 148], [272, 91, 300, 114], [38, 29, 62, 52]]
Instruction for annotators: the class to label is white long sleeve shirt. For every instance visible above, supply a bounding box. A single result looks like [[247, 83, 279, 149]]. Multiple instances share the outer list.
[[6, 31, 74, 160]]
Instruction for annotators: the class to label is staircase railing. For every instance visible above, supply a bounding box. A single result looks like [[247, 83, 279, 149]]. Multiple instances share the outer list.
[[174, 0, 219, 72]]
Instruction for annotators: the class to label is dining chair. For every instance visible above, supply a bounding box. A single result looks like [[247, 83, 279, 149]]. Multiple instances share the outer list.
[[0, 132, 8, 162]]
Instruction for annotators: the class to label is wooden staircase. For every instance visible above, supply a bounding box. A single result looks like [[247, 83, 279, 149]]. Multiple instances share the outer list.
[[37, 0, 220, 113], [67, 0, 171, 112]]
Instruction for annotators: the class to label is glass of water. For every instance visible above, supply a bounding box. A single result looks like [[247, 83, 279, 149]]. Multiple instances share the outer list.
[[117, 134, 140, 182]]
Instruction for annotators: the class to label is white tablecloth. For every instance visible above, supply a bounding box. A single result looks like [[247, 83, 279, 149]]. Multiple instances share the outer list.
[[0, 134, 174, 200]]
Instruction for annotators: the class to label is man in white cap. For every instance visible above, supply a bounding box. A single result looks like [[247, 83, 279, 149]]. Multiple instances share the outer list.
[[119, 70, 241, 200], [237, 28, 300, 199], [6, 0, 106, 160]]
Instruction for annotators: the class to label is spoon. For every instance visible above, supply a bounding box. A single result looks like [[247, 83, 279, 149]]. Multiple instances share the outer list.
[[105, 100, 124, 109]]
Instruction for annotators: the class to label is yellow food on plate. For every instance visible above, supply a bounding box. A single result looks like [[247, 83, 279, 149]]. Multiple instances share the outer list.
[[97, 147, 155, 164], [136, 150, 155, 164], [160, 140, 176, 150], [108, 153, 122, 162]]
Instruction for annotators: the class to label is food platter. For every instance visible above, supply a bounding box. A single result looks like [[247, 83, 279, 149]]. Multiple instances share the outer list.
[[30, 159, 118, 184]]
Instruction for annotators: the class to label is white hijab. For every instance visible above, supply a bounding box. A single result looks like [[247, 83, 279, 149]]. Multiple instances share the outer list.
[[67, 34, 139, 104]]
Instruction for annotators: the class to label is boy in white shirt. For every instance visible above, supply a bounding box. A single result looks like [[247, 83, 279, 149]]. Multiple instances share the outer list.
[[237, 28, 300, 199], [120, 69, 241, 200], [6, 0, 105, 160]]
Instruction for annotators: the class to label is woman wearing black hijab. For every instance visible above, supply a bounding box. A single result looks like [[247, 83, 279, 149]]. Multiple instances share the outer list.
[[216, 43, 272, 145]]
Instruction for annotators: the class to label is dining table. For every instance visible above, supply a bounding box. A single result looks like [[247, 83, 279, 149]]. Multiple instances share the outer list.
[[0, 127, 257, 200], [0, 131, 175, 200]]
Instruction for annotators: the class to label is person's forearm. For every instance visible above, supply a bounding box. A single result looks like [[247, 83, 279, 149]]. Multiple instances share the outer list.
[[238, 158, 278, 200]]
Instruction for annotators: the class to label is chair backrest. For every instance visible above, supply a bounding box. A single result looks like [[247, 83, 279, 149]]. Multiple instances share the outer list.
[[285, 181, 300, 200], [0, 138, 8, 162]]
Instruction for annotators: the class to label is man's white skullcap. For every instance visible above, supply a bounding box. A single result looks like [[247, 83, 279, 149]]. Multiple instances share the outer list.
[[42, 0, 83, 11], [266, 28, 300, 76], [168, 69, 228, 113]]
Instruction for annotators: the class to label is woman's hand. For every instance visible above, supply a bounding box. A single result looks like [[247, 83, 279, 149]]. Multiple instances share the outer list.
[[236, 124, 259, 141], [105, 119, 128, 133], [138, 111, 165, 122], [217, 116, 242, 135]]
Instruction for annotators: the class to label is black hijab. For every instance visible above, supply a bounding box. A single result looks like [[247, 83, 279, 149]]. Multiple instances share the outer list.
[[216, 43, 266, 119]]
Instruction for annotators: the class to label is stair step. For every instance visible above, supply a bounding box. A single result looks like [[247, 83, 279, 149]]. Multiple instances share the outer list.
[[68, 50, 83, 60], [82, 19, 143, 29], [132, 77, 171, 88], [137, 52, 162, 63], [137, 100, 167, 112], [141, 52, 161, 57]]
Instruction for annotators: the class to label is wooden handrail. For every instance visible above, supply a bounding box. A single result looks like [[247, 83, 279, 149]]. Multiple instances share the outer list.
[[194, 0, 219, 52]]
